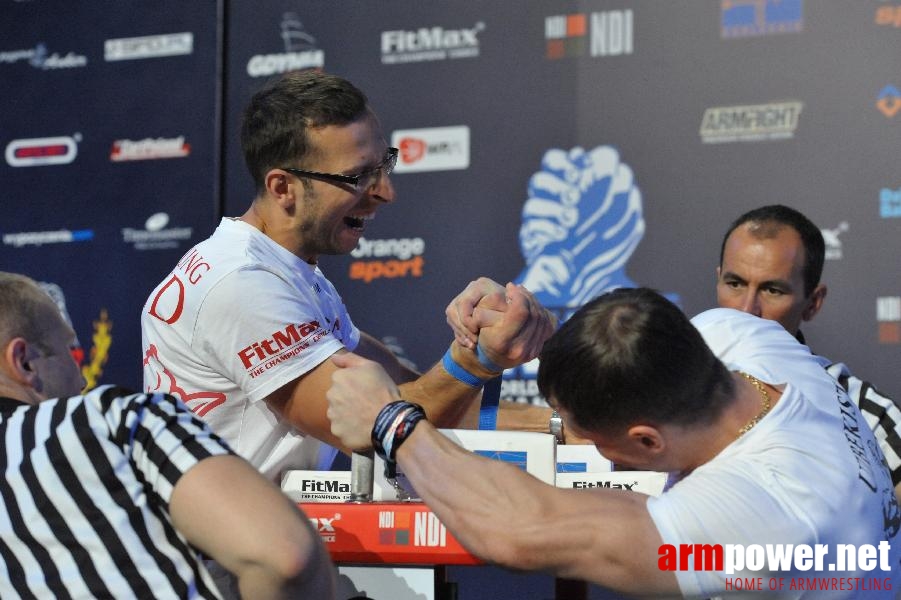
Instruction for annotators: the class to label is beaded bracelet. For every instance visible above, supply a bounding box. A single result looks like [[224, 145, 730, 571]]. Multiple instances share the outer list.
[[371, 400, 427, 478]]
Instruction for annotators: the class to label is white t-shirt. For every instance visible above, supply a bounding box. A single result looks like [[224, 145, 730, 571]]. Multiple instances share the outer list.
[[141, 218, 360, 480], [646, 308, 901, 599]]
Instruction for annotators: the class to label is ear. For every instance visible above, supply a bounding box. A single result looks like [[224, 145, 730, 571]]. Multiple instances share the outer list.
[[716, 265, 722, 281], [263, 169, 297, 210], [802, 284, 827, 322], [626, 424, 666, 455], [3, 338, 38, 386]]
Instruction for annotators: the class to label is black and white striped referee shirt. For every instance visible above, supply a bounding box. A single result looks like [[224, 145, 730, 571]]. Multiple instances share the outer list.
[[0, 385, 233, 599]]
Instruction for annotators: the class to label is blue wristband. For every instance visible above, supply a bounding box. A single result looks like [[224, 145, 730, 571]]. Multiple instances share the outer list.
[[442, 348, 487, 387], [476, 343, 505, 373]]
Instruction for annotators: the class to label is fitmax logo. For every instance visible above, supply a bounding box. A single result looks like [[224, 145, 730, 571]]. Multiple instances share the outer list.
[[310, 514, 341, 542], [238, 321, 321, 368], [572, 481, 637, 490]]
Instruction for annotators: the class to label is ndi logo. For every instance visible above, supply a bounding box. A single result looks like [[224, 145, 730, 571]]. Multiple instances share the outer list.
[[545, 10, 633, 59]]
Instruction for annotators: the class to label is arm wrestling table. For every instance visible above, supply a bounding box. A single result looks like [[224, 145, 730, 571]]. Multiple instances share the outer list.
[[299, 501, 588, 600]]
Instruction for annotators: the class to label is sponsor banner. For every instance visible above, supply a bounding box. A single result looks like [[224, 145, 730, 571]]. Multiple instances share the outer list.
[[700, 101, 803, 143], [121, 213, 192, 251], [876, 4, 901, 28], [104, 32, 194, 61], [299, 502, 479, 564], [545, 9, 633, 59], [349, 236, 425, 283], [392, 126, 469, 173], [3, 229, 93, 247], [877, 296, 901, 344], [721, 0, 803, 38], [247, 12, 324, 77], [0, 43, 87, 69], [821, 222, 848, 261], [281, 471, 351, 502], [381, 22, 483, 64], [5, 135, 79, 167], [877, 85, 901, 118], [881, 187, 901, 218], [557, 471, 667, 496], [110, 137, 190, 161]]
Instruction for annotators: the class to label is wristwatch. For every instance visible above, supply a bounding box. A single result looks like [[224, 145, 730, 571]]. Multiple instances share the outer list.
[[549, 410, 564, 444]]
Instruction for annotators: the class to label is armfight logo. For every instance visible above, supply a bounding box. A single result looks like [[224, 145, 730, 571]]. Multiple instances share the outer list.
[[247, 12, 323, 77], [700, 101, 803, 144]]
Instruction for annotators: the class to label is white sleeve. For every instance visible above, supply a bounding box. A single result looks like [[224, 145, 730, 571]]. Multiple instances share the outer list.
[[192, 268, 348, 403]]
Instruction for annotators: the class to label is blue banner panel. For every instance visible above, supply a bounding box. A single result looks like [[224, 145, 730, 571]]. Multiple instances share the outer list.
[[1, 1, 221, 390]]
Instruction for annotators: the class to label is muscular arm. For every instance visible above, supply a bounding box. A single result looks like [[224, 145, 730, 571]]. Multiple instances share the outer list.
[[325, 353, 667, 593], [354, 332, 419, 384], [267, 341, 485, 454], [170, 455, 335, 599], [268, 280, 556, 452], [396, 423, 677, 595]]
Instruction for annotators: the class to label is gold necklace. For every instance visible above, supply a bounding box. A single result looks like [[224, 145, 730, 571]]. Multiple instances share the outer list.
[[737, 371, 771, 436]]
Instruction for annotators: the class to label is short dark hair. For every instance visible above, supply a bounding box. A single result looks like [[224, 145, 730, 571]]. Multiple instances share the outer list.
[[537, 288, 734, 435], [241, 70, 369, 192], [719, 205, 825, 297]]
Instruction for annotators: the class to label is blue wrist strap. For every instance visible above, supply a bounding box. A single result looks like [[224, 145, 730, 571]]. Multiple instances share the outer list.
[[442, 348, 487, 387], [476, 343, 504, 373], [479, 376, 501, 430]]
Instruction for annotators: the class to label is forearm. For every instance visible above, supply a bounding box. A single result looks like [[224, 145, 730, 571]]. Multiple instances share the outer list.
[[395, 423, 673, 592], [398, 342, 495, 427], [496, 400, 553, 433], [236, 540, 335, 600]]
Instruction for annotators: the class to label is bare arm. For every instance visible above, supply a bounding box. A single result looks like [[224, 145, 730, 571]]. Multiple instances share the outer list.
[[354, 331, 419, 384], [324, 353, 677, 595], [398, 425, 676, 594], [267, 278, 556, 451], [169, 454, 335, 600]]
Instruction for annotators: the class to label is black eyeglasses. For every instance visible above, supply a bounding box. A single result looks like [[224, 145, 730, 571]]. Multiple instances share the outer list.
[[282, 147, 399, 192]]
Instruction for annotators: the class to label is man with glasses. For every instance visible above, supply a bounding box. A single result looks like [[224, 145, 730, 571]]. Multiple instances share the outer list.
[[141, 70, 556, 484]]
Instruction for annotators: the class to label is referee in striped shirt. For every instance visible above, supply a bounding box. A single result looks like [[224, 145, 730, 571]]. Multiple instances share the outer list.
[[0, 272, 336, 599]]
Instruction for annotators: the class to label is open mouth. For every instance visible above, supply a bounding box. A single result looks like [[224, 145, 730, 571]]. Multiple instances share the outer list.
[[344, 214, 372, 231]]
